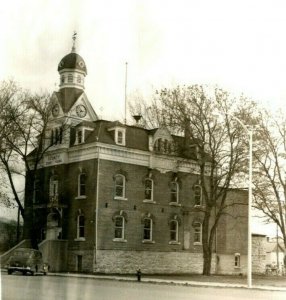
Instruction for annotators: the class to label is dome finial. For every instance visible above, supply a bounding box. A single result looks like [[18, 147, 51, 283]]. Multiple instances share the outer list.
[[71, 31, 77, 53]]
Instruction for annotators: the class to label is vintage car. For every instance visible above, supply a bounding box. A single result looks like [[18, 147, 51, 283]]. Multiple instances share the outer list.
[[6, 248, 48, 276]]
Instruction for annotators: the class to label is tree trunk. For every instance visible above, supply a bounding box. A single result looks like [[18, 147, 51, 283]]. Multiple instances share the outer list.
[[202, 246, 212, 275]]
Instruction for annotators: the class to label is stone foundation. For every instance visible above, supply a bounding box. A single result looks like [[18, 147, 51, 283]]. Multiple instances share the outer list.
[[94, 250, 216, 274]]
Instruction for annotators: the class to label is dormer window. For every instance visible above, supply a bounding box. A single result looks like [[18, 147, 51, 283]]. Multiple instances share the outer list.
[[108, 125, 126, 146], [116, 129, 125, 145]]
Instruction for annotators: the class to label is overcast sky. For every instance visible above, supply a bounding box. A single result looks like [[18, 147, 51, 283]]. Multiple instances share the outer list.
[[1, 0, 286, 121], [0, 0, 285, 234]]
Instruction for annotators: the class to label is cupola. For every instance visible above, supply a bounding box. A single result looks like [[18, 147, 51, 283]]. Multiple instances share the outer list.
[[58, 32, 87, 90]]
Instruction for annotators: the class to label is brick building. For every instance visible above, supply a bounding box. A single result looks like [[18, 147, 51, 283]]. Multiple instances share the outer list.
[[24, 44, 248, 275]]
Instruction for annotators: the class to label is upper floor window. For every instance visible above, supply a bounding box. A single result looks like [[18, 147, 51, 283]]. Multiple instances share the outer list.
[[144, 178, 153, 201], [77, 215, 85, 240], [61, 75, 65, 84], [78, 173, 86, 197], [68, 74, 73, 83], [194, 185, 202, 206], [114, 174, 126, 200], [114, 216, 125, 240], [77, 130, 83, 144], [169, 220, 179, 243], [50, 127, 63, 145], [143, 218, 153, 242], [170, 181, 179, 204], [33, 178, 40, 204], [115, 129, 126, 146], [49, 175, 58, 197], [193, 222, 202, 245], [77, 75, 81, 84]]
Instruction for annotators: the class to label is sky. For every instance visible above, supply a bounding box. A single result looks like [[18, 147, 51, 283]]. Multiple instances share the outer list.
[[0, 0, 285, 235]]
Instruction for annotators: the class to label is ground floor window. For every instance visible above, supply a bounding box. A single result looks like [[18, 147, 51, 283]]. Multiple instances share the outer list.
[[234, 253, 240, 268]]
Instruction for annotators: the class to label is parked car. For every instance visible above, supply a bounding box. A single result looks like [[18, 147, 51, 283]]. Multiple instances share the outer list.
[[6, 248, 48, 276]]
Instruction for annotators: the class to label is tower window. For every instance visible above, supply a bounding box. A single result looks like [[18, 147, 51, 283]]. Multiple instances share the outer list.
[[68, 74, 73, 83], [77, 75, 81, 84], [61, 75, 65, 84]]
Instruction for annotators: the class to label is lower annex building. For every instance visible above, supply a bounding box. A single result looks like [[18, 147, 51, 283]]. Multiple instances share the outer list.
[[23, 40, 248, 275]]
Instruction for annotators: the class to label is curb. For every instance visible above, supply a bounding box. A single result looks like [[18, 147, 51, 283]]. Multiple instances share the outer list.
[[47, 272, 286, 292]]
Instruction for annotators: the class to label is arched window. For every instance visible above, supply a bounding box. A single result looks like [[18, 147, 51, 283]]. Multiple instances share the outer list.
[[170, 220, 178, 242], [144, 178, 153, 201], [193, 222, 202, 244], [143, 218, 152, 241], [77, 75, 81, 84], [170, 182, 179, 203], [114, 174, 126, 199], [78, 173, 86, 197], [61, 75, 65, 84], [194, 185, 202, 206], [77, 215, 85, 239], [114, 216, 125, 240]]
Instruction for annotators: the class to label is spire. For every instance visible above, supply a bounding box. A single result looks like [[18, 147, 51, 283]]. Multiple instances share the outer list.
[[71, 31, 77, 53]]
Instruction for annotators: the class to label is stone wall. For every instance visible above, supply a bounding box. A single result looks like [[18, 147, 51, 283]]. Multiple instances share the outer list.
[[252, 234, 267, 274], [94, 250, 217, 274]]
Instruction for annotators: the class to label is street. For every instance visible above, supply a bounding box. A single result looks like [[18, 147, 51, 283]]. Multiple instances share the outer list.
[[1, 273, 286, 300]]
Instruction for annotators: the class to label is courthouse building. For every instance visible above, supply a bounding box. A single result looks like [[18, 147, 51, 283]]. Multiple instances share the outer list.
[[23, 42, 248, 275]]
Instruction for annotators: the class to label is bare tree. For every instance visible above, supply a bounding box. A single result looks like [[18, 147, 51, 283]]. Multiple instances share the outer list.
[[131, 85, 254, 275], [0, 80, 53, 220], [252, 108, 286, 265]]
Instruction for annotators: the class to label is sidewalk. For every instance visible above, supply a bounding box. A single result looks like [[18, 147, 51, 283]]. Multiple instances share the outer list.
[[47, 272, 286, 292]]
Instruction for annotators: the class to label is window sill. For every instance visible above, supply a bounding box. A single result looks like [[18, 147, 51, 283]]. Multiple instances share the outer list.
[[169, 202, 181, 207], [234, 266, 241, 269], [75, 195, 87, 200], [193, 242, 202, 246], [114, 196, 128, 201], [142, 240, 155, 244], [113, 238, 127, 243], [143, 199, 156, 204], [169, 241, 181, 245], [74, 238, 86, 242]]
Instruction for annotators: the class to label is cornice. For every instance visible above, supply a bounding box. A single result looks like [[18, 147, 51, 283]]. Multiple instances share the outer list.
[[33, 142, 209, 175]]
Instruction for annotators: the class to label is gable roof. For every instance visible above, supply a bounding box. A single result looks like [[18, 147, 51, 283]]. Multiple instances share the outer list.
[[55, 88, 84, 113]]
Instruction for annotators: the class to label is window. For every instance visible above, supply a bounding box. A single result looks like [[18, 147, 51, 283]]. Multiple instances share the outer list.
[[193, 222, 202, 244], [144, 178, 153, 201], [234, 253, 241, 268], [115, 129, 126, 146], [170, 182, 179, 204], [114, 175, 126, 199], [114, 216, 125, 239], [77, 75, 81, 84], [49, 175, 58, 203], [61, 75, 65, 84], [170, 220, 178, 243], [78, 173, 86, 197], [33, 178, 40, 204], [194, 185, 202, 206], [68, 74, 73, 83], [143, 218, 152, 241], [77, 215, 85, 239], [77, 130, 83, 144]]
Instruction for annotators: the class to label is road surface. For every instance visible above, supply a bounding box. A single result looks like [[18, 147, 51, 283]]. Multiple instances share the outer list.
[[1, 273, 286, 300]]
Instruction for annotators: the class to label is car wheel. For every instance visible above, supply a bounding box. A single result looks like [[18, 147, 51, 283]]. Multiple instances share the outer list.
[[23, 271, 27, 276], [8, 269, 13, 275]]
